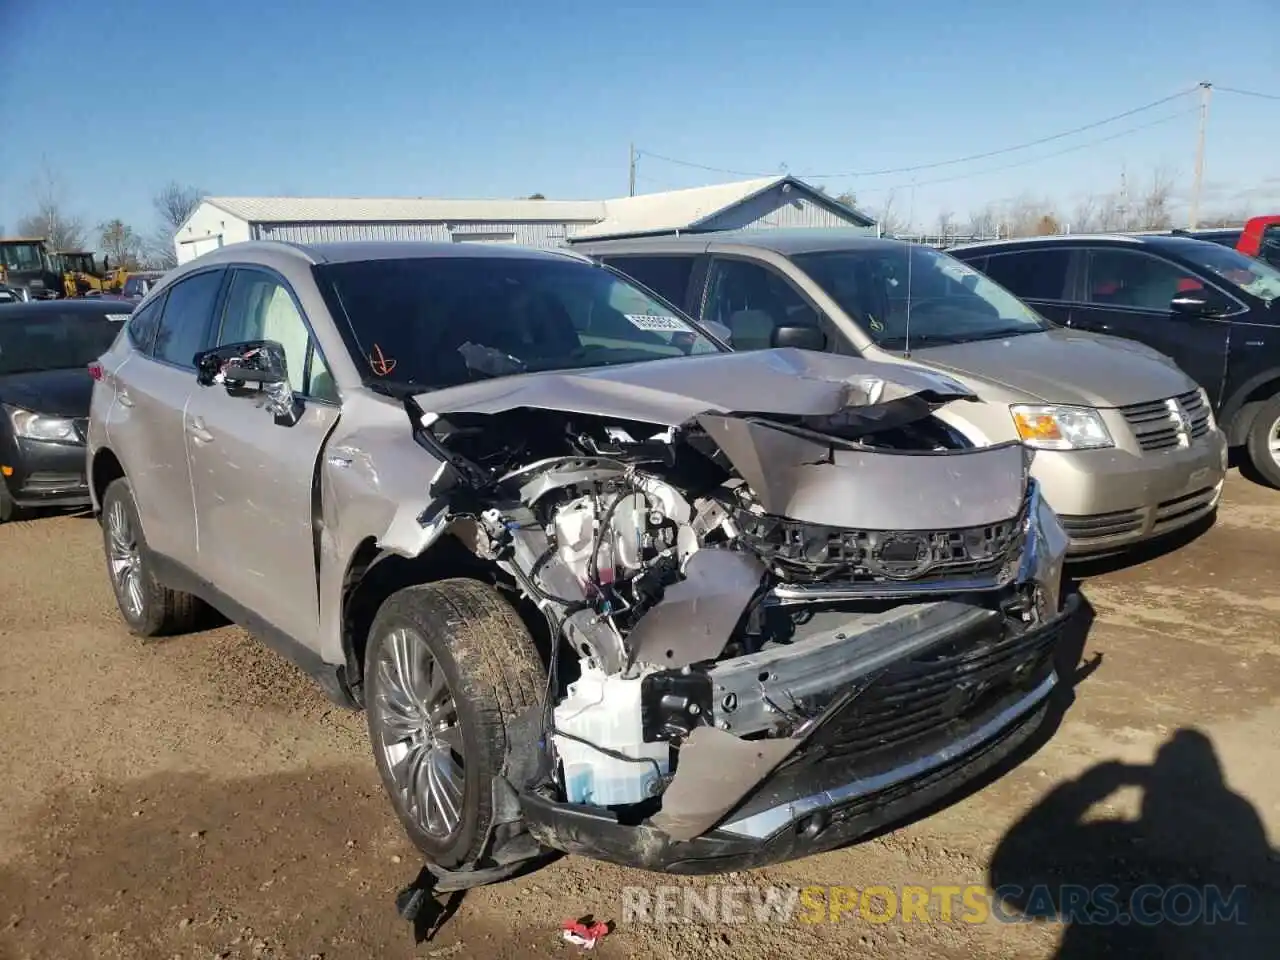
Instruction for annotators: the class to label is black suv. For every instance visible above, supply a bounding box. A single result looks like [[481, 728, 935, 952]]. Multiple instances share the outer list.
[[951, 235, 1280, 486]]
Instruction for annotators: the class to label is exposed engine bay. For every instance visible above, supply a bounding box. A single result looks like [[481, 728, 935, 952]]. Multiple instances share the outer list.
[[404, 355, 1070, 843]]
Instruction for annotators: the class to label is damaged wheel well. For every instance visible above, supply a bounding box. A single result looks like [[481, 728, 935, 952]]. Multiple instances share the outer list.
[[339, 534, 555, 707]]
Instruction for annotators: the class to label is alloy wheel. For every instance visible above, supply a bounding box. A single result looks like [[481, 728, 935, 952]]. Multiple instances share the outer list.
[[372, 627, 465, 839], [1269, 416, 1280, 468], [106, 498, 145, 620]]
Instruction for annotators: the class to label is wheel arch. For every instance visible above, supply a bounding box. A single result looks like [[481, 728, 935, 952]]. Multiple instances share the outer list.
[[337, 532, 551, 707], [1221, 370, 1280, 446]]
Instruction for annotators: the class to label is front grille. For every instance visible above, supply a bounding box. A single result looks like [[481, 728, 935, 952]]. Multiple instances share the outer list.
[[1152, 486, 1217, 533], [24, 472, 86, 492], [735, 499, 1028, 585], [1058, 508, 1144, 541], [804, 613, 1062, 763], [1119, 390, 1212, 452]]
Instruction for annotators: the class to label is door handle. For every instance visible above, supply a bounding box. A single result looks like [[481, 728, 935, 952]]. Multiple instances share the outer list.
[[117, 387, 135, 408], [187, 416, 214, 444]]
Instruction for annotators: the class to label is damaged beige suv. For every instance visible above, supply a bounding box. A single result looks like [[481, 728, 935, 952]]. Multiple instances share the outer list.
[[87, 241, 1076, 886]]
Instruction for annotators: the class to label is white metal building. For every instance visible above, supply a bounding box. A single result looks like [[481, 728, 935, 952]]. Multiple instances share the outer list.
[[174, 176, 876, 264]]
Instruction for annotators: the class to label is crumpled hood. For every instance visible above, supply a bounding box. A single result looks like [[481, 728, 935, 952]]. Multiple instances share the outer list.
[[905, 329, 1195, 407], [415, 347, 978, 425]]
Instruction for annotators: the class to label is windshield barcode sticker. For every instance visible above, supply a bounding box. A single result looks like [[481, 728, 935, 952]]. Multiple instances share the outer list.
[[625, 313, 687, 332]]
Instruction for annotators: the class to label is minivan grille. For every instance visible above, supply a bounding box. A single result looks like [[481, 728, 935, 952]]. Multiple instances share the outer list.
[[1119, 390, 1212, 452]]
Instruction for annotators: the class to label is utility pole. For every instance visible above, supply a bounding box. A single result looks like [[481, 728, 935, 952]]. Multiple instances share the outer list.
[[628, 143, 637, 197], [1190, 81, 1213, 230]]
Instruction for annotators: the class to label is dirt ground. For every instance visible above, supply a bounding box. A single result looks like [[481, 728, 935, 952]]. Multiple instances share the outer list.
[[2, 473, 1279, 960]]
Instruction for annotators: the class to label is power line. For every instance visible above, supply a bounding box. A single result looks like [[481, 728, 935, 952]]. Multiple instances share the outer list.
[[1217, 86, 1280, 102], [853, 108, 1198, 196], [639, 86, 1200, 180]]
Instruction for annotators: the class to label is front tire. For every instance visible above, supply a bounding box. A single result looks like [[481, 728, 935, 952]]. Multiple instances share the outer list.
[[364, 578, 545, 868], [100, 477, 203, 636], [1246, 394, 1280, 489], [0, 484, 24, 524]]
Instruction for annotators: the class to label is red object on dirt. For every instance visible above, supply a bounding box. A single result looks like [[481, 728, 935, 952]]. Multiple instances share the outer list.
[[560, 918, 611, 949]]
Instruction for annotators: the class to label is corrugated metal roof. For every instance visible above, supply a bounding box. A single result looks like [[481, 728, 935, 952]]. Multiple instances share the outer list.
[[573, 177, 783, 240], [205, 196, 605, 223]]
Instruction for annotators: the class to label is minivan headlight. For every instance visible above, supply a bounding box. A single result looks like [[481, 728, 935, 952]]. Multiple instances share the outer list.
[[4, 405, 78, 442], [1010, 404, 1114, 450]]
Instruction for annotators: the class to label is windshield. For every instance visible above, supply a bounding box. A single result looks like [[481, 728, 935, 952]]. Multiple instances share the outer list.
[[0, 308, 130, 375], [314, 256, 722, 390], [793, 245, 1050, 348], [1177, 241, 1280, 303], [0, 243, 45, 273]]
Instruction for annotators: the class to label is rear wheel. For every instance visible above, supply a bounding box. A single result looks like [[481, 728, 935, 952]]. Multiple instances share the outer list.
[[364, 578, 545, 868], [1245, 394, 1280, 489], [101, 477, 204, 636]]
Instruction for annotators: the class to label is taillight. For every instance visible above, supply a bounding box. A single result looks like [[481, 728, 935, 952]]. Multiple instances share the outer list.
[[88, 362, 104, 381]]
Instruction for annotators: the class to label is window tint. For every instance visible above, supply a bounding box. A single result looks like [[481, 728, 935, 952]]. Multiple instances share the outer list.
[[1085, 250, 1203, 312], [702, 258, 821, 351], [153, 271, 223, 367], [981, 250, 1071, 301], [126, 292, 165, 354], [217, 269, 337, 401], [602, 256, 694, 308], [0, 307, 131, 375], [1261, 225, 1280, 270]]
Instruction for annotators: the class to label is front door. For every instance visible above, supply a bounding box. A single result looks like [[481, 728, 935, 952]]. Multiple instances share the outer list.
[[186, 266, 340, 650], [1072, 247, 1231, 403]]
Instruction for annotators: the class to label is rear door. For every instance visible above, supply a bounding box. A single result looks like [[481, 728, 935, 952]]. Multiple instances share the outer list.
[[1073, 247, 1231, 401], [109, 269, 225, 567], [185, 266, 340, 651]]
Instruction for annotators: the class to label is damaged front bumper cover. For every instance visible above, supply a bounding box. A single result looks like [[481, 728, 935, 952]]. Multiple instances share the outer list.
[[521, 592, 1079, 873]]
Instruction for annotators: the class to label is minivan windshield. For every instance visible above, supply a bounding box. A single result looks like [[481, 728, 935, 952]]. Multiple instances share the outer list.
[[1176, 241, 1280, 304], [315, 256, 721, 391], [0, 307, 131, 376], [794, 246, 1050, 348]]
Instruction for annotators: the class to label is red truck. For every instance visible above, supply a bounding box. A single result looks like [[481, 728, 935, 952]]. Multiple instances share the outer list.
[[1176, 215, 1280, 267]]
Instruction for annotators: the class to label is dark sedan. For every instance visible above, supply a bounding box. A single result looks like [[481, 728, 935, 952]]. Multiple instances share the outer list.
[[0, 299, 133, 521]]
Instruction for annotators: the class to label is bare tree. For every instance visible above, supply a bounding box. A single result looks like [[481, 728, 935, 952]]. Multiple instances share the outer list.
[[935, 209, 955, 243], [1133, 166, 1175, 231], [871, 190, 908, 236], [1068, 194, 1099, 234], [98, 219, 143, 270], [965, 204, 999, 239], [998, 193, 1061, 238], [15, 160, 86, 251], [149, 182, 205, 268]]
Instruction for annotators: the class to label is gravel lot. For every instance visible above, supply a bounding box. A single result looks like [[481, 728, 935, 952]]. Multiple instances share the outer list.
[[2, 472, 1278, 959]]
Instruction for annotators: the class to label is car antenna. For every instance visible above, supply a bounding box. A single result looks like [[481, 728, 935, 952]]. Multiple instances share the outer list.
[[903, 179, 918, 357]]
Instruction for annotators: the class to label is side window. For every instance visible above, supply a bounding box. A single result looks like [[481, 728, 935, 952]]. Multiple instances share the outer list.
[[602, 256, 694, 308], [982, 250, 1071, 301], [126, 292, 166, 355], [217, 269, 337, 402], [1085, 250, 1202, 312], [1260, 225, 1280, 270], [702, 258, 820, 351], [154, 271, 223, 367]]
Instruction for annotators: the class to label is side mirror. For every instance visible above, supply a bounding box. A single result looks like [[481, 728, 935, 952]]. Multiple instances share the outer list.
[[194, 340, 289, 388], [703, 319, 733, 344], [771, 325, 827, 351], [1170, 289, 1232, 318]]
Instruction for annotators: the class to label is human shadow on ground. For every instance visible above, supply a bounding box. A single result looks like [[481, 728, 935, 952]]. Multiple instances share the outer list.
[[988, 728, 1280, 958]]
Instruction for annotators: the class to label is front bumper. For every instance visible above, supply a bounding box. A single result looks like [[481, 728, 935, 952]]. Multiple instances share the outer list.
[[0, 435, 91, 508], [1029, 429, 1227, 555], [523, 593, 1077, 873]]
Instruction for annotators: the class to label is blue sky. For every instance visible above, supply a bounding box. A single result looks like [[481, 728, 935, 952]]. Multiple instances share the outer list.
[[2, 0, 1277, 244]]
